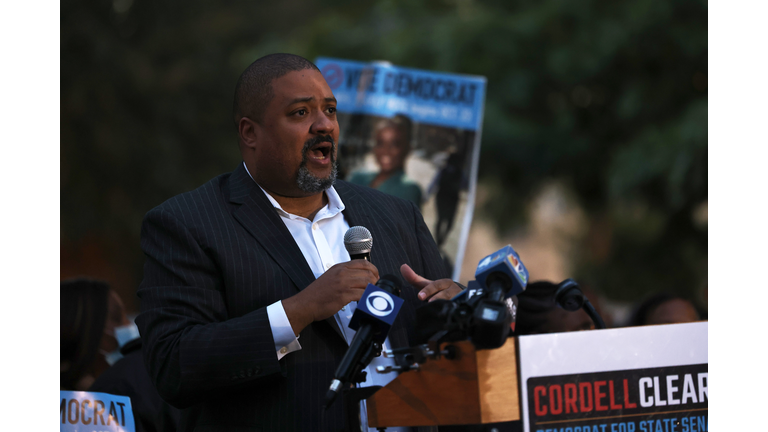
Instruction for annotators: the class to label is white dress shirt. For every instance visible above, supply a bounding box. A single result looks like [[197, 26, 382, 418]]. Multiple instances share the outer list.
[[244, 163, 408, 432]]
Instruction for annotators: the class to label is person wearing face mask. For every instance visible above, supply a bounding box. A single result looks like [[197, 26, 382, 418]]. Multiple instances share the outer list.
[[88, 300, 181, 432], [61, 278, 131, 390], [60, 278, 180, 432], [348, 114, 423, 208]]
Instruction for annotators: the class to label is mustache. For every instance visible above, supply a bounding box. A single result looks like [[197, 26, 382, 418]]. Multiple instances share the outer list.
[[302, 135, 336, 154]]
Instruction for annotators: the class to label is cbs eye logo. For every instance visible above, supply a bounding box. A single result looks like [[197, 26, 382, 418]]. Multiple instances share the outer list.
[[366, 292, 395, 317]]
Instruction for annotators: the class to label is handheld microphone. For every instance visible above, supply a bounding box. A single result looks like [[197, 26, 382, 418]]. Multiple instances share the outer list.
[[344, 226, 373, 261], [324, 275, 403, 410]]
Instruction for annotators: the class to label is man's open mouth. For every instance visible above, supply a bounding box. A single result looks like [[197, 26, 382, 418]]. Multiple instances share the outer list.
[[308, 142, 332, 160]]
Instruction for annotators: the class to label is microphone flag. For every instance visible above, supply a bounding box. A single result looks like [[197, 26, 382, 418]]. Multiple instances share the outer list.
[[348, 282, 404, 344]]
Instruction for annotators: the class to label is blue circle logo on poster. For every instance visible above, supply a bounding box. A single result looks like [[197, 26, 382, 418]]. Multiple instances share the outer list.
[[321, 63, 344, 90]]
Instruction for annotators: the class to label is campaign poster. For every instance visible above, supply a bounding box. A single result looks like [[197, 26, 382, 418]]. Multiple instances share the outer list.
[[315, 57, 487, 280], [60, 390, 136, 432], [517, 322, 708, 432]]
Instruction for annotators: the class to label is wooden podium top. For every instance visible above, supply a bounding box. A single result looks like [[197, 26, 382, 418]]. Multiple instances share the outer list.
[[367, 338, 520, 427]]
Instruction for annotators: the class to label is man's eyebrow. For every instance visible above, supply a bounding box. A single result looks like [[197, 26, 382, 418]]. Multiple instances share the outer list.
[[288, 96, 314, 105], [287, 96, 337, 105]]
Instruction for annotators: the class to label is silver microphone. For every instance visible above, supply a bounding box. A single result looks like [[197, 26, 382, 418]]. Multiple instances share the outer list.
[[344, 226, 373, 261]]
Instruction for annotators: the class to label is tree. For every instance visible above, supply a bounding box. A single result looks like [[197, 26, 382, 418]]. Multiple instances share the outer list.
[[61, 0, 707, 307]]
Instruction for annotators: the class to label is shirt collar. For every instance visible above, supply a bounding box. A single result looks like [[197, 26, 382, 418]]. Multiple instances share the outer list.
[[242, 161, 345, 220]]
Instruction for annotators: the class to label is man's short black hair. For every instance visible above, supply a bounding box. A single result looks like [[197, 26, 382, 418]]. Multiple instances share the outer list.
[[233, 53, 320, 127]]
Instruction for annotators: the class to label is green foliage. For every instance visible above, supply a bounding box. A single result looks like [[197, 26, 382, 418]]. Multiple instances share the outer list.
[[61, 0, 707, 303]]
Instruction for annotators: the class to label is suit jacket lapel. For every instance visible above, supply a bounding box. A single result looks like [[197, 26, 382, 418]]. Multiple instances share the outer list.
[[228, 163, 317, 293], [228, 163, 346, 340]]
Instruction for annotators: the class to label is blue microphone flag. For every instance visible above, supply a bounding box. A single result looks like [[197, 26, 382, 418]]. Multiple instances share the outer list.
[[474, 245, 529, 297], [348, 283, 404, 343]]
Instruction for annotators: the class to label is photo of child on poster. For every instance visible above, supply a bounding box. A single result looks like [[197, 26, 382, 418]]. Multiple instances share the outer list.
[[316, 58, 486, 280]]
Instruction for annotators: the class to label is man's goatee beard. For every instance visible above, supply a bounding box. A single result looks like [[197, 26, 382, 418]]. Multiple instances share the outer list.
[[295, 135, 337, 194], [296, 162, 338, 194]]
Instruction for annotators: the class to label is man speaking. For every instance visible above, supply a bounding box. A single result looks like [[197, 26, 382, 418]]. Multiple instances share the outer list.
[[136, 53, 461, 431]]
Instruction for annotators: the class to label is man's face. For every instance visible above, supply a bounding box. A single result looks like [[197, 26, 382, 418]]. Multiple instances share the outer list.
[[247, 69, 340, 197]]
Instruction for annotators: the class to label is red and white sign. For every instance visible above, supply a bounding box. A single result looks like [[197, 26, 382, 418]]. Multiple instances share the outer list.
[[517, 322, 708, 432]]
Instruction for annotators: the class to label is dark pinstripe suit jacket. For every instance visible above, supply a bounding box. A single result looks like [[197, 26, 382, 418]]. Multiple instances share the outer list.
[[136, 163, 447, 432]]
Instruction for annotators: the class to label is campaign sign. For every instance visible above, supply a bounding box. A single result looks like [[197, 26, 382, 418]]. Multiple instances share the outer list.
[[60, 391, 135, 432], [518, 322, 708, 432], [315, 58, 486, 131], [315, 57, 487, 282]]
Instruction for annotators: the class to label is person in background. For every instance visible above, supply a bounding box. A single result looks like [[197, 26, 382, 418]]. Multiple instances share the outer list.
[[61, 278, 130, 390], [515, 281, 596, 335], [348, 114, 423, 208], [433, 149, 463, 248], [89, 314, 181, 432], [629, 293, 701, 326], [60, 277, 181, 431]]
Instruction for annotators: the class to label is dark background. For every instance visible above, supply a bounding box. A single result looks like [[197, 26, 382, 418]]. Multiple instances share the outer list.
[[61, 0, 707, 317]]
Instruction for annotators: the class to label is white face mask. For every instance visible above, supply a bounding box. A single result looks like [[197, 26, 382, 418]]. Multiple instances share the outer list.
[[100, 322, 141, 366], [100, 348, 123, 366], [114, 322, 140, 347]]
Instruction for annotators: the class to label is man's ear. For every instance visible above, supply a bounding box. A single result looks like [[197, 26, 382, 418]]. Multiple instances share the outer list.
[[238, 116, 260, 150]]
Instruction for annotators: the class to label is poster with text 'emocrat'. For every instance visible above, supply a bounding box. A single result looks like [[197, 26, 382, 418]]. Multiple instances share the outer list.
[[60, 391, 136, 432], [518, 322, 708, 432], [315, 57, 487, 282]]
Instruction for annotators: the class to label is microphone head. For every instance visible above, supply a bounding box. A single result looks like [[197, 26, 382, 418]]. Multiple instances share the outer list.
[[474, 245, 528, 297], [555, 278, 585, 312], [344, 226, 373, 256]]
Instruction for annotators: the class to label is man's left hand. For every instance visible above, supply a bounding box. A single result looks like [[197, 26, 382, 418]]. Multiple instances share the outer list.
[[400, 263, 463, 302]]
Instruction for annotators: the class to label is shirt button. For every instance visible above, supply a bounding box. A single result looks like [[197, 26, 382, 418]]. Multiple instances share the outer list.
[[312, 224, 318, 230], [325, 263, 332, 269], [280, 347, 287, 354]]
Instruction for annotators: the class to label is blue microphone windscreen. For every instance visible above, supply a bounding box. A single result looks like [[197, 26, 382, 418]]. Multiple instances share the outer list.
[[474, 245, 529, 297]]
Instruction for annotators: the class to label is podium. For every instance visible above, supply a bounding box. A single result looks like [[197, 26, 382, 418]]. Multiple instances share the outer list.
[[367, 339, 520, 428], [365, 322, 708, 431]]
